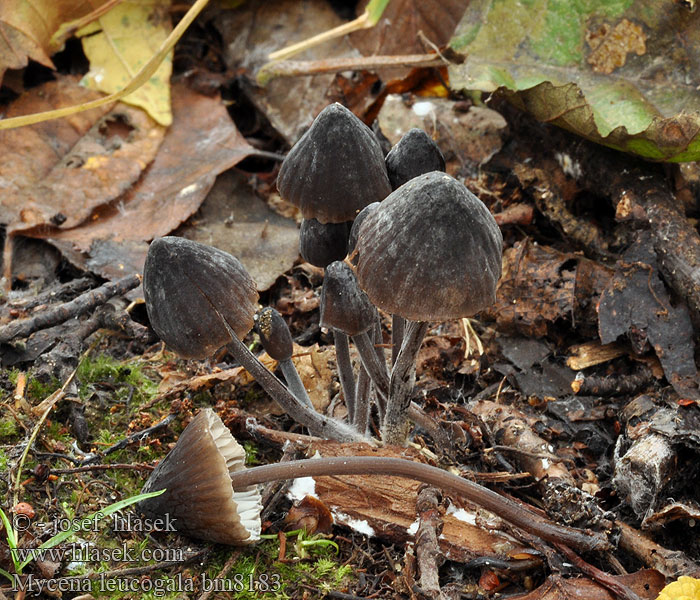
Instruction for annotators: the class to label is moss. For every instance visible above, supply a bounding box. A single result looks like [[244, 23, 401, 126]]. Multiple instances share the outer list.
[[0, 449, 8, 471], [77, 354, 158, 406], [0, 417, 18, 441]]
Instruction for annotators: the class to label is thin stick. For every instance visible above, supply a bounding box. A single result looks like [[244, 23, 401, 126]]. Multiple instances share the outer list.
[[0, 274, 141, 343], [12, 363, 81, 506], [257, 54, 444, 84]]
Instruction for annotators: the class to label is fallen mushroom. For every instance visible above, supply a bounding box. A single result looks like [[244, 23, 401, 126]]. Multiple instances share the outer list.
[[354, 172, 503, 443], [143, 237, 362, 442], [140, 408, 262, 544], [142, 409, 609, 553]]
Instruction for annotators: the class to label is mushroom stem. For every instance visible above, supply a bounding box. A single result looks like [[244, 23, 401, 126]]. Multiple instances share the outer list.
[[333, 329, 356, 421], [383, 320, 429, 444], [225, 334, 363, 442], [277, 359, 314, 409], [353, 365, 372, 433], [391, 314, 405, 366], [351, 330, 390, 398], [228, 456, 610, 553]]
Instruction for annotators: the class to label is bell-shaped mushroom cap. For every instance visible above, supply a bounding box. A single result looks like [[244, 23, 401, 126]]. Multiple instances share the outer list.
[[354, 172, 502, 321], [254, 307, 293, 362], [299, 218, 351, 268], [277, 103, 391, 223], [385, 128, 445, 190], [143, 237, 259, 359], [320, 261, 376, 336], [347, 202, 379, 262], [140, 408, 262, 545]]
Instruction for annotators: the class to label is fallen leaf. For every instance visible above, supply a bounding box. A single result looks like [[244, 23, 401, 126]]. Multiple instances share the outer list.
[[78, 0, 173, 125], [377, 94, 506, 169], [483, 240, 612, 338], [0, 1, 112, 85], [40, 83, 254, 283], [180, 170, 299, 292], [296, 441, 532, 563], [0, 75, 165, 280], [449, 1, 700, 161], [350, 0, 466, 57], [217, 0, 360, 142], [597, 233, 699, 399]]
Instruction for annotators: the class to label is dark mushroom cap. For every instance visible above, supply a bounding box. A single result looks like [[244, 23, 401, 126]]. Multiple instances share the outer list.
[[299, 218, 351, 268], [320, 261, 376, 336], [385, 128, 445, 190], [347, 202, 379, 263], [140, 408, 262, 545], [254, 307, 293, 362], [277, 103, 391, 223], [143, 237, 259, 359], [354, 172, 502, 321]]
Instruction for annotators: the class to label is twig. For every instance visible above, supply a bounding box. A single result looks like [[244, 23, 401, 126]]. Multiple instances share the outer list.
[[0, 274, 141, 343], [414, 486, 446, 600], [257, 54, 444, 84], [51, 463, 154, 475], [84, 413, 176, 463], [555, 543, 644, 600], [12, 363, 81, 506]]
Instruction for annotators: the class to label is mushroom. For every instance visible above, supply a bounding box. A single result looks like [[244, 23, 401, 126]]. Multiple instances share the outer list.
[[140, 408, 262, 544], [254, 306, 312, 409], [141, 410, 608, 552], [353, 172, 503, 443], [143, 237, 362, 442], [277, 103, 391, 224], [383, 129, 446, 361], [299, 218, 352, 268], [385, 128, 445, 191], [319, 260, 380, 431]]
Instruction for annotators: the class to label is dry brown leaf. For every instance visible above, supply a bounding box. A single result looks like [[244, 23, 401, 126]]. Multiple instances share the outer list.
[[180, 170, 299, 292], [303, 441, 531, 563], [350, 0, 466, 57], [218, 0, 359, 143], [39, 83, 254, 282], [0, 1, 112, 84]]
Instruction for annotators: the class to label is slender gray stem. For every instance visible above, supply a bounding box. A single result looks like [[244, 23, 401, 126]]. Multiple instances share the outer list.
[[391, 314, 405, 367], [382, 321, 429, 444], [353, 365, 371, 433], [225, 335, 363, 442], [372, 316, 387, 416], [278, 359, 314, 409], [228, 456, 609, 553], [333, 329, 356, 421], [352, 331, 389, 398]]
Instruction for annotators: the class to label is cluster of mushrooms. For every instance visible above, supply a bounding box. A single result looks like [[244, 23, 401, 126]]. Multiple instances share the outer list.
[[138, 104, 608, 552]]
